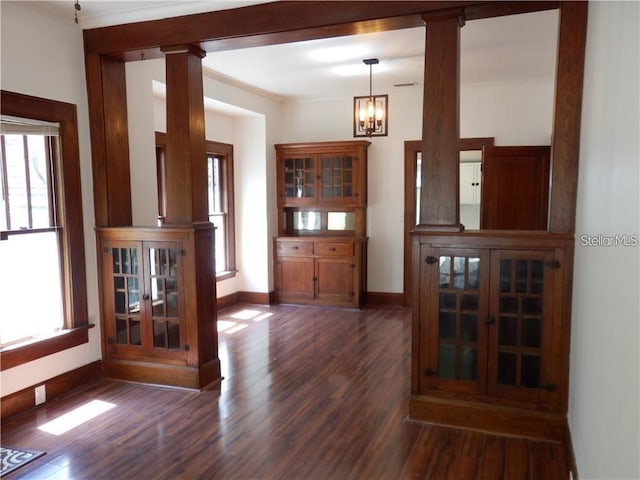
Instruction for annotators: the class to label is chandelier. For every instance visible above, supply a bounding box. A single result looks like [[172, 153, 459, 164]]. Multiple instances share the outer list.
[[353, 58, 388, 137]]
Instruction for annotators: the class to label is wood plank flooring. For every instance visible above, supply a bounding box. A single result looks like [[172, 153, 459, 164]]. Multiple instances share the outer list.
[[1, 304, 570, 479]]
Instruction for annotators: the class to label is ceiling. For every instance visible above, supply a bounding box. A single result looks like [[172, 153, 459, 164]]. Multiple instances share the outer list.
[[29, 1, 559, 102]]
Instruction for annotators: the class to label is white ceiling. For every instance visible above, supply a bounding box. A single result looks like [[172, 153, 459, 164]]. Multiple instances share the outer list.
[[29, 1, 559, 102]]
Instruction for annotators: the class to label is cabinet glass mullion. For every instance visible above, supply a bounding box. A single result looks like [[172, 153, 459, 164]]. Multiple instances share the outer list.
[[148, 245, 181, 350], [496, 256, 545, 390], [436, 254, 481, 382], [111, 246, 141, 347]]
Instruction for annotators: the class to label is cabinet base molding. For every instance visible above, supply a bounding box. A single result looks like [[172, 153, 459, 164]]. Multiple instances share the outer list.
[[365, 292, 403, 306], [409, 394, 567, 443], [1, 361, 102, 422], [102, 358, 221, 390]]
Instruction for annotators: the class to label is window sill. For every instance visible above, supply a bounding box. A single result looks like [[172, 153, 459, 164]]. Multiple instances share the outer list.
[[0, 325, 93, 371], [216, 270, 237, 282]]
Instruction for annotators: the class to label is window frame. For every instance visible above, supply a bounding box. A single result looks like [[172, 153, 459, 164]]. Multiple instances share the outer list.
[[155, 133, 235, 280], [0, 90, 89, 370]]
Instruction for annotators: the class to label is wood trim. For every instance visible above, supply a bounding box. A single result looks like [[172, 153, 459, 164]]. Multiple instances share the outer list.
[[217, 292, 239, 311], [409, 394, 568, 443], [0, 90, 89, 369], [238, 291, 272, 305], [82, 2, 560, 59], [565, 424, 580, 480], [1, 361, 102, 422], [366, 292, 404, 307], [1, 329, 89, 371]]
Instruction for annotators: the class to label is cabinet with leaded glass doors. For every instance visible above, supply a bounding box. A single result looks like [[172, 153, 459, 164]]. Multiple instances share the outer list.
[[97, 226, 218, 388], [412, 235, 572, 438], [101, 238, 185, 362], [276, 141, 369, 208]]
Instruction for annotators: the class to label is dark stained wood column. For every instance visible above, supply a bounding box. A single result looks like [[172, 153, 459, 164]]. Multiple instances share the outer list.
[[161, 44, 208, 225], [548, 1, 588, 234], [418, 10, 465, 231], [85, 53, 132, 227]]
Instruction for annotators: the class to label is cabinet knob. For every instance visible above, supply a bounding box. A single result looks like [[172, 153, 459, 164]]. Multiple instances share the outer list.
[[425, 256, 438, 264], [330, 247, 336, 251], [142, 294, 150, 300]]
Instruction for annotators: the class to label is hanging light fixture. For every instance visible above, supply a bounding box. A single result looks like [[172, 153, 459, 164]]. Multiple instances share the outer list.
[[353, 58, 388, 138]]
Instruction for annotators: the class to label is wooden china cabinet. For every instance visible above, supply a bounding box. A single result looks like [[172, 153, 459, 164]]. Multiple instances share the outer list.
[[274, 141, 369, 308]]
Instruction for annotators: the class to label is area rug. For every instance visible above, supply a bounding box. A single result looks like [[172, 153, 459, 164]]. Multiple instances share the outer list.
[[0, 446, 45, 477]]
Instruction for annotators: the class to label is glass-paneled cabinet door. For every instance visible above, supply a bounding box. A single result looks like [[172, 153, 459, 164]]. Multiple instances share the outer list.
[[144, 242, 185, 360], [421, 246, 490, 395], [103, 241, 144, 356], [487, 250, 555, 403], [281, 156, 316, 205], [319, 153, 356, 204]]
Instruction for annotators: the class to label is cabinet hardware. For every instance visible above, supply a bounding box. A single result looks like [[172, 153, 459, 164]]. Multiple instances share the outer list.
[[178, 249, 187, 256], [184, 344, 191, 352], [330, 247, 336, 251], [541, 383, 557, 392], [485, 316, 496, 325], [292, 246, 299, 250], [425, 256, 438, 264], [142, 294, 150, 300], [104, 247, 112, 253], [424, 368, 438, 377], [545, 260, 561, 269], [313, 277, 318, 281]]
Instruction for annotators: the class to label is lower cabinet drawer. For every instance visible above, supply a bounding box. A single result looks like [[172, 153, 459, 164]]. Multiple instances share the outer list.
[[314, 242, 354, 256], [276, 240, 313, 256]]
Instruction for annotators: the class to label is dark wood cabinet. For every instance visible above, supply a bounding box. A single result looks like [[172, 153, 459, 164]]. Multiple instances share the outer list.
[[97, 226, 220, 389], [411, 232, 573, 441], [274, 141, 369, 308], [274, 237, 366, 308]]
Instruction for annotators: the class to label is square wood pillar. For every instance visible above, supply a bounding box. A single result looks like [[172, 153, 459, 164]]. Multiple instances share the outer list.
[[161, 44, 209, 225], [418, 11, 465, 231]]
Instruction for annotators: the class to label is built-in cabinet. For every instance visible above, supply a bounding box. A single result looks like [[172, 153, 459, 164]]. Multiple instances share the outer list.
[[274, 141, 369, 308], [274, 237, 367, 307], [97, 226, 220, 389], [411, 232, 573, 441]]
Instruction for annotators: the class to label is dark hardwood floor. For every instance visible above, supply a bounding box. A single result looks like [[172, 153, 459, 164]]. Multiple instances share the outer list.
[[1, 304, 570, 479]]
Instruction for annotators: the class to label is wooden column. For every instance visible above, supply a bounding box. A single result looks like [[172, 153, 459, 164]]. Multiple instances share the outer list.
[[418, 10, 465, 231], [548, 1, 588, 234], [85, 53, 132, 227], [161, 44, 208, 225]]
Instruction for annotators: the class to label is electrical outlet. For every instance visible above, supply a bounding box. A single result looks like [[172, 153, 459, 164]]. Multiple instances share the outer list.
[[35, 385, 46, 406]]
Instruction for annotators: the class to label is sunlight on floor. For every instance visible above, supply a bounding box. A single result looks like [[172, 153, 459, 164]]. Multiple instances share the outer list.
[[38, 399, 116, 435], [218, 309, 274, 335]]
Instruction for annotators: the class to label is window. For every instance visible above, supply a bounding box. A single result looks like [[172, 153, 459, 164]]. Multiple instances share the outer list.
[[155, 134, 235, 280], [0, 90, 89, 370]]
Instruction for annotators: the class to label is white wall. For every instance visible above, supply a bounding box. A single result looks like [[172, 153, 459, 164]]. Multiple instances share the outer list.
[[0, 2, 101, 396], [569, 2, 640, 479]]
